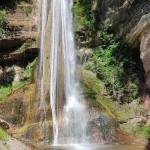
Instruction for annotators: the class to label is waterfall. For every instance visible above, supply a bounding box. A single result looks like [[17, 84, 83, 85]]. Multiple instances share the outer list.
[[39, 0, 88, 145]]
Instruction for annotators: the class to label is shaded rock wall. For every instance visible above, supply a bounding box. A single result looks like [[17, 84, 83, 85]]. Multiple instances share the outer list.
[[92, 0, 150, 107], [95, 0, 150, 46], [0, 0, 38, 68]]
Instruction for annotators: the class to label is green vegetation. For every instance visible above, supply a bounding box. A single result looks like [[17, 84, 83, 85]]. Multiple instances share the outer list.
[[0, 59, 37, 101], [73, 0, 95, 30], [0, 81, 27, 101], [84, 21, 145, 103], [0, 128, 8, 141], [17, 5, 32, 16], [121, 124, 150, 138], [81, 72, 149, 138], [0, 8, 6, 34], [20, 58, 37, 82], [0, 0, 32, 33], [81, 72, 143, 120]]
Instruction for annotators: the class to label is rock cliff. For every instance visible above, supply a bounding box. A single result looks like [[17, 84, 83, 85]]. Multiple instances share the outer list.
[[0, 0, 38, 67], [91, 0, 150, 106]]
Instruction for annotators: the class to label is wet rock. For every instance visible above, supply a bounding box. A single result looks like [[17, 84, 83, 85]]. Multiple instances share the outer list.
[[0, 84, 36, 127], [86, 105, 116, 143], [77, 48, 93, 64], [0, 98, 25, 126], [24, 122, 53, 144]]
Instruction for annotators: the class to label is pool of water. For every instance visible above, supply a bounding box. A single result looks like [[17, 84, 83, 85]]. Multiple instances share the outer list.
[[38, 144, 147, 150]]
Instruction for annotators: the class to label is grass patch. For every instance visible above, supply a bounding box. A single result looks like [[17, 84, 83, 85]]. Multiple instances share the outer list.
[[120, 124, 150, 138], [0, 81, 28, 101], [0, 128, 8, 141], [0, 59, 37, 101]]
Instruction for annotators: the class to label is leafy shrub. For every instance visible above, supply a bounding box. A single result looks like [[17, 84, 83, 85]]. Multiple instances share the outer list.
[[73, 0, 95, 30], [0, 8, 6, 34], [84, 21, 145, 103]]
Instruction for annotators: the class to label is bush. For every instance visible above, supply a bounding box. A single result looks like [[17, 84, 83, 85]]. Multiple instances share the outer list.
[[0, 8, 6, 34], [84, 21, 145, 103], [73, 0, 95, 30]]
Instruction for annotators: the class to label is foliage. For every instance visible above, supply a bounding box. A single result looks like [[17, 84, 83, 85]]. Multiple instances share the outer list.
[[84, 21, 145, 103], [0, 59, 36, 101], [17, 5, 32, 16], [0, 81, 27, 101], [20, 58, 36, 78], [120, 124, 150, 138], [81, 71, 143, 121], [73, 0, 95, 30], [0, 128, 8, 141], [0, 8, 6, 34]]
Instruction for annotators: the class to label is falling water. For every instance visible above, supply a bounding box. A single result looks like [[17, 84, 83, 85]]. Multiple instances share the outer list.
[[50, 0, 88, 145], [37, 0, 50, 143], [39, 0, 88, 145], [39, 0, 47, 109]]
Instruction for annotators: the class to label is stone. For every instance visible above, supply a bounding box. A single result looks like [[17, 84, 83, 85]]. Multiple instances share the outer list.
[[13, 66, 22, 82], [78, 48, 93, 64], [1, 66, 15, 85], [0, 120, 10, 130]]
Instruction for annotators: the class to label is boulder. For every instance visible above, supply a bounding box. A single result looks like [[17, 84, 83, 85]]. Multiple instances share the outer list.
[[0, 118, 10, 130], [0, 66, 15, 85]]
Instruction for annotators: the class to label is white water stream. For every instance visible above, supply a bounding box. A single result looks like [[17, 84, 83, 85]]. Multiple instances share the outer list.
[[39, 0, 88, 145]]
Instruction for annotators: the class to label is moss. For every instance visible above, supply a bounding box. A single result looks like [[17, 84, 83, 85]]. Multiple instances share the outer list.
[[80, 69, 149, 138], [0, 128, 8, 141], [0, 59, 37, 101], [120, 124, 150, 138], [80, 69, 143, 121], [17, 5, 32, 16], [0, 8, 6, 34], [20, 58, 37, 82], [80, 69, 115, 117], [0, 81, 28, 101]]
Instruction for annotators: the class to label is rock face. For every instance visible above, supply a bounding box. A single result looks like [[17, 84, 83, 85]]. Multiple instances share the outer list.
[[95, 0, 150, 46], [92, 0, 150, 107], [0, 1, 38, 67]]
